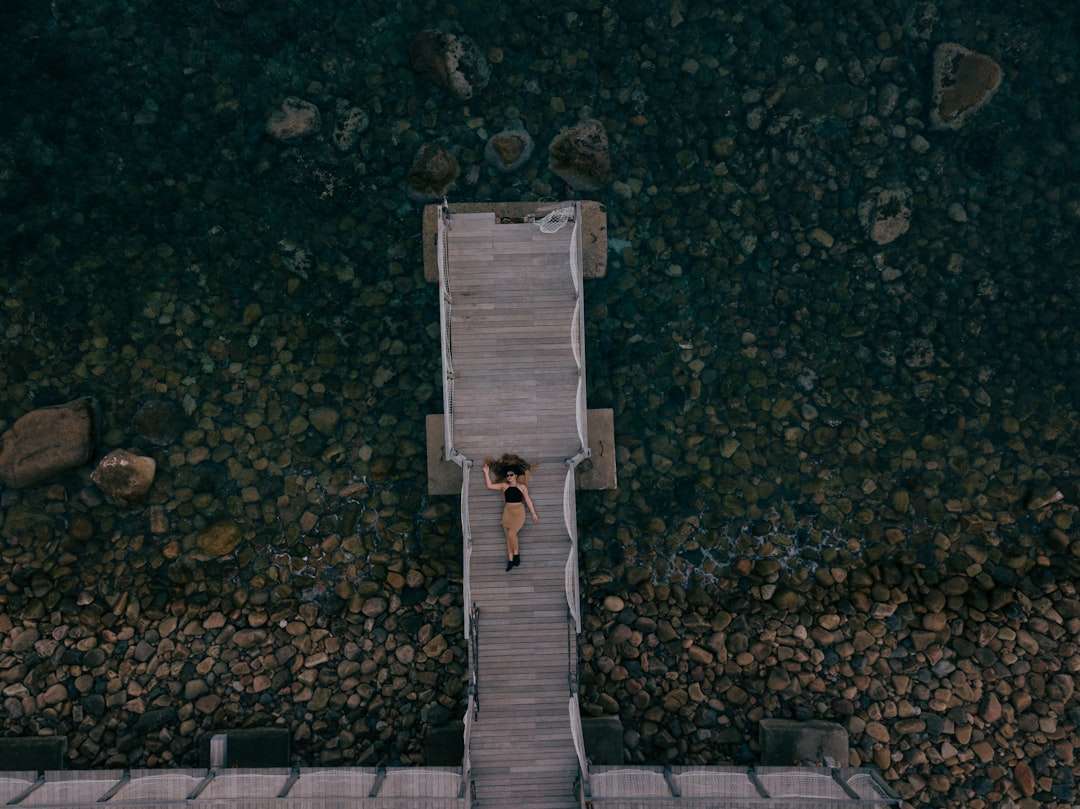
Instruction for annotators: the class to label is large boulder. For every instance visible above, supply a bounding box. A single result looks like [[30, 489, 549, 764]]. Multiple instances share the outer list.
[[91, 449, 156, 507], [930, 43, 1003, 130], [407, 30, 490, 101], [548, 119, 611, 192], [407, 143, 459, 201], [0, 398, 99, 488]]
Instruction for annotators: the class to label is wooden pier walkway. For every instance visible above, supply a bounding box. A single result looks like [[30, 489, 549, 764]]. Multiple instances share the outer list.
[[435, 204, 591, 809]]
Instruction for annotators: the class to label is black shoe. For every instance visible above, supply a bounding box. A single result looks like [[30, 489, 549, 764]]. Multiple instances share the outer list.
[[505, 560, 514, 572], [512, 555, 520, 567]]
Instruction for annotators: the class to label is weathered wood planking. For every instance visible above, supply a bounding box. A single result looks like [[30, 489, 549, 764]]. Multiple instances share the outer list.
[[443, 209, 583, 808]]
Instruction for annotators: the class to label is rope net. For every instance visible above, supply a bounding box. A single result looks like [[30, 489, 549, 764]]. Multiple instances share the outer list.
[[538, 205, 574, 233], [674, 769, 762, 798], [591, 768, 671, 797], [114, 773, 204, 801], [377, 768, 460, 798], [287, 770, 377, 799]]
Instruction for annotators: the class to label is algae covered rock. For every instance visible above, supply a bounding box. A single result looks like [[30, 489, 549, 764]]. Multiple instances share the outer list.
[[548, 118, 611, 192], [930, 43, 1003, 130], [484, 129, 534, 173], [266, 97, 321, 143], [407, 142, 459, 201], [407, 30, 490, 101], [195, 520, 243, 556]]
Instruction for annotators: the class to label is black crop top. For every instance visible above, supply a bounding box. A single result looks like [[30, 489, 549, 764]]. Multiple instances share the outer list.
[[504, 486, 524, 503]]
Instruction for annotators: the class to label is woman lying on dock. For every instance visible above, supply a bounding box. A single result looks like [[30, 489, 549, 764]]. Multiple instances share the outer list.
[[482, 454, 539, 572]]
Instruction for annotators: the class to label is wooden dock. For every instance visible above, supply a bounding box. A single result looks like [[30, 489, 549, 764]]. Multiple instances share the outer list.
[[435, 203, 592, 809]]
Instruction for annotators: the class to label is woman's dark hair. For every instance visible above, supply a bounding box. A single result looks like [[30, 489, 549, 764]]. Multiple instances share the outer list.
[[483, 453, 537, 482]]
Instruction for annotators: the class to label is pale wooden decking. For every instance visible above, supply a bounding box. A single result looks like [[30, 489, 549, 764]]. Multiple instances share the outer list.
[[465, 474, 578, 809], [442, 211, 582, 809], [444, 212, 581, 460]]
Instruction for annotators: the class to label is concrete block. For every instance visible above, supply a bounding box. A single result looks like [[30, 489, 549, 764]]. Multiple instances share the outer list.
[[426, 414, 462, 496], [582, 716, 623, 765], [199, 728, 290, 768], [759, 718, 848, 766], [0, 736, 67, 771], [423, 721, 465, 765], [574, 409, 617, 491]]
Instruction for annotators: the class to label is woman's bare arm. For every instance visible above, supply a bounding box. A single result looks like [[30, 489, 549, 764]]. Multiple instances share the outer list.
[[482, 464, 504, 491], [522, 486, 539, 522]]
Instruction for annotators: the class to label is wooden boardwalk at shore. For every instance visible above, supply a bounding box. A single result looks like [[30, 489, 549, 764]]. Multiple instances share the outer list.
[[438, 206, 588, 809]]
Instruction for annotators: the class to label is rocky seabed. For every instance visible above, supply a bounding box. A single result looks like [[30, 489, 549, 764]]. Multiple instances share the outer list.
[[1, 1, 1078, 809]]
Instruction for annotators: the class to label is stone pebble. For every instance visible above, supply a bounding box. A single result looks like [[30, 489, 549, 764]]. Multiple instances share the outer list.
[[0, 566, 465, 769], [578, 548, 1080, 809]]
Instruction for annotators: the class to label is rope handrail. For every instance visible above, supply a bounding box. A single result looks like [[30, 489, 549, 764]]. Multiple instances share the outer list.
[[569, 695, 591, 800], [459, 458, 476, 809], [438, 205, 467, 466], [562, 469, 581, 633], [461, 461, 473, 637], [569, 202, 582, 297], [570, 296, 583, 371], [467, 603, 479, 714], [572, 339, 589, 464], [567, 203, 590, 466], [437, 205, 454, 460], [462, 694, 475, 808], [564, 553, 579, 635], [562, 467, 575, 541]]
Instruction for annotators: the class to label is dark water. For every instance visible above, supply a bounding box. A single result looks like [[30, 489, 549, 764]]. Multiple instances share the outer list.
[[1, 0, 1078, 799]]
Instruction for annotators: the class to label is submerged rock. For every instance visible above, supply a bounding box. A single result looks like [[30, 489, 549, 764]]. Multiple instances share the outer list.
[[266, 97, 321, 143], [548, 119, 611, 192], [859, 185, 913, 245], [0, 398, 99, 488], [132, 399, 184, 446], [407, 143, 459, 201], [195, 520, 242, 556], [91, 449, 156, 507], [332, 103, 368, 152], [930, 43, 1003, 130], [407, 30, 490, 101], [484, 129, 534, 173]]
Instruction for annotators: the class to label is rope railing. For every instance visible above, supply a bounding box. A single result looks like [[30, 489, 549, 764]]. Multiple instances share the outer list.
[[569, 695, 591, 803], [569, 202, 582, 297], [438, 204, 468, 467], [581, 765, 901, 807], [460, 461, 473, 637], [566, 203, 591, 468], [461, 463, 478, 805], [462, 694, 475, 809], [467, 602, 479, 715], [562, 469, 581, 633], [7, 768, 470, 807]]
